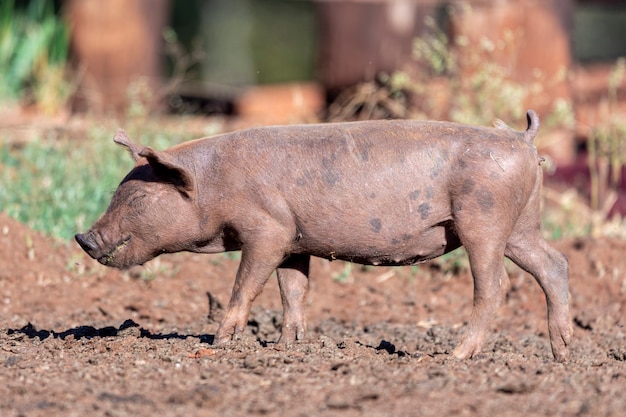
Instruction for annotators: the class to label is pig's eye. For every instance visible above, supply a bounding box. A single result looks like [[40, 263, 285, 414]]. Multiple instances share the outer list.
[[127, 193, 147, 208]]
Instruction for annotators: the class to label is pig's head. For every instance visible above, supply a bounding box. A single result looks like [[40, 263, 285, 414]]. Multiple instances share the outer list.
[[75, 130, 200, 269]]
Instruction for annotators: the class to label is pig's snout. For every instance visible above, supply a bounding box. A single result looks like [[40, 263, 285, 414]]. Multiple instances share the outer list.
[[75, 231, 133, 268], [75, 232, 98, 255]]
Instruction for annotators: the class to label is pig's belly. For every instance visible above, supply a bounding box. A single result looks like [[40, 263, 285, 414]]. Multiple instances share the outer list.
[[284, 170, 459, 265], [295, 219, 460, 266]]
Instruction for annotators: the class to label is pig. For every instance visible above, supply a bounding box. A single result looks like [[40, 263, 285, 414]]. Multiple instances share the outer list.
[[75, 110, 571, 362]]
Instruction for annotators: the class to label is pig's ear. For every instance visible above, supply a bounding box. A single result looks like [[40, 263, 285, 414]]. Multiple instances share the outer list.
[[138, 147, 196, 198], [113, 129, 143, 161]]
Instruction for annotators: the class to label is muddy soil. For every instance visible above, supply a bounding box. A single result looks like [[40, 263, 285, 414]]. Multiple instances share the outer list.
[[0, 212, 624, 416]]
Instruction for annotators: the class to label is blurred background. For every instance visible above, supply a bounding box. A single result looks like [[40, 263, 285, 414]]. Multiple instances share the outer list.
[[0, 0, 625, 240]]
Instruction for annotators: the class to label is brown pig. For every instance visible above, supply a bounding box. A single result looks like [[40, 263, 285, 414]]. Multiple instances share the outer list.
[[75, 111, 571, 361]]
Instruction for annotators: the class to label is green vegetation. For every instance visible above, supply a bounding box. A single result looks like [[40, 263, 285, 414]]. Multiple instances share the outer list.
[[586, 58, 626, 236], [332, 262, 353, 283], [0, 0, 71, 114], [0, 128, 182, 240], [390, 16, 547, 127]]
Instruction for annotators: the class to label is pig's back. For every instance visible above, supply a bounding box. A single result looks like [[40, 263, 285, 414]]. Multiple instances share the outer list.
[[205, 120, 539, 264]]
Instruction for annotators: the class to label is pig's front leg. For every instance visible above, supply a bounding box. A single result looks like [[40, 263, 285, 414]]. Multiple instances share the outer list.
[[214, 235, 291, 344], [276, 254, 311, 343]]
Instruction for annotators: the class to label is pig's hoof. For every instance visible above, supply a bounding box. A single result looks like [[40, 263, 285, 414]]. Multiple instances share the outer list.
[[550, 335, 570, 363], [552, 349, 569, 363], [213, 329, 254, 346], [549, 320, 572, 362], [277, 324, 306, 345], [213, 329, 237, 345], [277, 335, 295, 345], [212, 335, 232, 346], [451, 341, 480, 360]]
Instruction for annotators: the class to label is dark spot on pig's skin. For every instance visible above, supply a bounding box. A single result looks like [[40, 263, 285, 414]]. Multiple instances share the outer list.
[[370, 218, 382, 233], [402, 233, 414, 241], [296, 169, 313, 187], [409, 190, 420, 200], [425, 186, 434, 199], [321, 155, 340, 186], [391, 238, 400, 245], [429, 158, 443, 179], [418, 203, 431, 220], [476, 187, 495, 212], [430, 152, 450, 179], [460, 178, 475, 195], [370, 193, 376, 199]]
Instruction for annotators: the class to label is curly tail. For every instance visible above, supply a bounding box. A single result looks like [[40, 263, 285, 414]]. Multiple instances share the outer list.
[[524, 110, 540, 143]]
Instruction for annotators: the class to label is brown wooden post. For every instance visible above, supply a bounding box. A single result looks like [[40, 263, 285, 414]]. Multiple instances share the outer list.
[[315, 0, 436, 99], [66, 0, 170, 114]]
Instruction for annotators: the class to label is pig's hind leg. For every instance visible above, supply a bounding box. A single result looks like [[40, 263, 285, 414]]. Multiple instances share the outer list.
[[450, 197, 514, 359], [451, 238, 510, 360], [276, 254, 311, 343], [502, 178, 571, 362], [505, 229, 571, 362]]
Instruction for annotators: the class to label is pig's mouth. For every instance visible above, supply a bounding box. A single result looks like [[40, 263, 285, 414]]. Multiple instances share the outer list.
[[98, 236, 131, 266]]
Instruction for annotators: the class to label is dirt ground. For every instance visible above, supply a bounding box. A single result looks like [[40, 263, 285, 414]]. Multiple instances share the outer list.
[[0, 211, 624, 417]]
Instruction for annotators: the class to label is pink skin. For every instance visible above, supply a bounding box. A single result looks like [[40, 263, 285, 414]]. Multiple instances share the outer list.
[[76, 111, 571, 362]]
